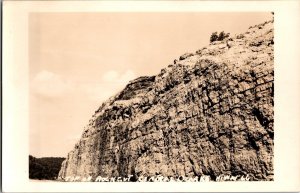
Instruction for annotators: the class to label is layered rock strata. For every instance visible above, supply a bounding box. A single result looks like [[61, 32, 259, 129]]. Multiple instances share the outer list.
[[58, 20, 274, 181]]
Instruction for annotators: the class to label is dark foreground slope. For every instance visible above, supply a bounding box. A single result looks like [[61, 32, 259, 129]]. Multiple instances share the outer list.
[[58, 20, 274, 181], [29, 155, 65, 180]]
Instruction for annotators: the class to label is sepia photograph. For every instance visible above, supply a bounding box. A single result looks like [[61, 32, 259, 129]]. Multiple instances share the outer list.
[[2, 1, 300, 192], [28, 12, 274, 182]]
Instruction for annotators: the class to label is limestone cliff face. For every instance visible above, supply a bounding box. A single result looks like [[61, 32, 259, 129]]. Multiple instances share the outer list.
[[58, 20, 274, 181]]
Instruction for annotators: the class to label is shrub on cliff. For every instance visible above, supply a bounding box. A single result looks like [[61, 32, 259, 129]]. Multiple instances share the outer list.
[[210, 31, 230, 43], [210, 32, 218, 43], [217, 31, 230, 41]]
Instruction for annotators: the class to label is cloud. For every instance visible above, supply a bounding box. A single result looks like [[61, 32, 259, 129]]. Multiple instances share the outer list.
[[31, 69, 136, 104], [101, 70, 119, 82], [31, 70, 72, 98], [119, 70, 136, 84], [86, 70, 136, 103], [101, 70, 136, 84], [85, 84, 115, 103]]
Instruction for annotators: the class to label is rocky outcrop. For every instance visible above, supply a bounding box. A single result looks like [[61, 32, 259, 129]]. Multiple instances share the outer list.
[[58, 19, 274, 181]]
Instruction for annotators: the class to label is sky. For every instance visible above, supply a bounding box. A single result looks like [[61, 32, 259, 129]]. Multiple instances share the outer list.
[[29, 12, 272, 157]]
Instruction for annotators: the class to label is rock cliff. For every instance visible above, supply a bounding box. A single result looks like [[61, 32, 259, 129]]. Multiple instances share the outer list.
[[58, 19, 274, 181]]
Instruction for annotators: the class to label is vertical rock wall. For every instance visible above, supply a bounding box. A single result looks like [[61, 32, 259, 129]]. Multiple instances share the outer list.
[[58, 20, 274, 181]]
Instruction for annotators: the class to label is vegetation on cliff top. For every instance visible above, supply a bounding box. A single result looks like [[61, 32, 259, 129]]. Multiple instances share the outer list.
[[210, 31, 230, 43]]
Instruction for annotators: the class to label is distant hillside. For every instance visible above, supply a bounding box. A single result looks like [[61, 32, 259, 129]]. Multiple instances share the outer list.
[[29, 155, 65, 180]]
